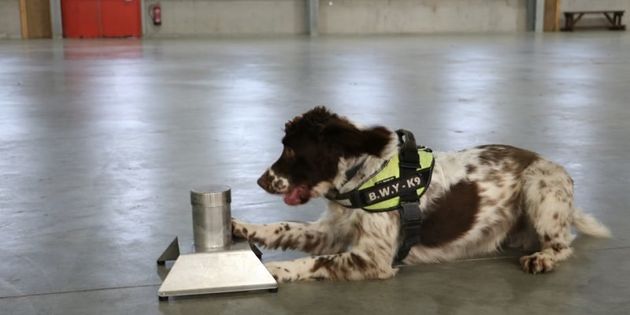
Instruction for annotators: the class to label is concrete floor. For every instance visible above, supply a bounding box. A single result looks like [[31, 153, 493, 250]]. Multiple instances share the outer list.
[[1, 33, 629, 314]]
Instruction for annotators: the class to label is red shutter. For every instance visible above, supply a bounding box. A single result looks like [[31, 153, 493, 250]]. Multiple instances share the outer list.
[[101, 0, 142, 37], [61, 0, 141, 38]]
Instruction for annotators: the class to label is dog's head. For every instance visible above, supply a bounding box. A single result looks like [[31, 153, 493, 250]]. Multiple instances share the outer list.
[[257, 106, 393, 206]]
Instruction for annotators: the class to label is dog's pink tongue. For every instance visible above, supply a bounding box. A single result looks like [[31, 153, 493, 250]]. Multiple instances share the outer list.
[[283, 186, 308, 206]]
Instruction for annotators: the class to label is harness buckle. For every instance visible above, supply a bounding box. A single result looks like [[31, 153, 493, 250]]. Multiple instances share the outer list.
[[349, 191, 365, 208], [399, 161, 419, 169], [400, 201, 422, 223]]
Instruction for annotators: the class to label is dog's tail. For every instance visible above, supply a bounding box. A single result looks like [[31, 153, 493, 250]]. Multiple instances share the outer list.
[[573, 208, 611, 238]]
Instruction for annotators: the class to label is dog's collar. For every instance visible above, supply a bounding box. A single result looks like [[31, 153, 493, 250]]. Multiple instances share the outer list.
[[325, 131, 434, 212], [339, 157, 369, 189]]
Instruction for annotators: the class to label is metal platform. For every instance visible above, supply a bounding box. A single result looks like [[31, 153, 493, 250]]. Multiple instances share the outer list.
[[157, 239, 277, 300]]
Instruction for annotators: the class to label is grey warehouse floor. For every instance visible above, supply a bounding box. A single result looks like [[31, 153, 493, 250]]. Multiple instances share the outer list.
[[1, 33, 629, 315]]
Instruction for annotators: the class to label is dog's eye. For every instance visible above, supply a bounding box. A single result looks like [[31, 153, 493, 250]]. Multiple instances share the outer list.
[[283, 147, 295, 159]]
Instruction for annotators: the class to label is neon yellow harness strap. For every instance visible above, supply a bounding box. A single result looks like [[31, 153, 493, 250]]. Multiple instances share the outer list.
[[359, 148, 433, 211]]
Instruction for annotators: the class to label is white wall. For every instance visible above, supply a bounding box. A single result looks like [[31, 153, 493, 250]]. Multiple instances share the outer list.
[[319, 0, 528, 34], [0, 0, 21, 39], [143, 0, 308, 37], [2, 0, 538, 38], [142, 0, 529, 37]]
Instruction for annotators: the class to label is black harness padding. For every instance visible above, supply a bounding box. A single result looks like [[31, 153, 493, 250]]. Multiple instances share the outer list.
[[393, 129, 426, 265]]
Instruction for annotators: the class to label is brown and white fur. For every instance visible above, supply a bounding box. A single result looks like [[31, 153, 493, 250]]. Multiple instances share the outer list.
[[232, 107, 610, 283]]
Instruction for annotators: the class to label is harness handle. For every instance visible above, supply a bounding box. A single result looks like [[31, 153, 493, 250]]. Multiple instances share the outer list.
[[396, 130, 418, 159], [395, 130, 420, 202]]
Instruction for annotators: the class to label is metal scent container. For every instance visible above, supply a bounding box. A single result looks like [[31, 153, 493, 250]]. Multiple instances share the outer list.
[[191, 185, 232, 252]]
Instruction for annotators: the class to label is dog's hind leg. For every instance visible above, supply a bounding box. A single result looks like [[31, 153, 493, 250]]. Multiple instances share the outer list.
[[519, 160, 578, 274]]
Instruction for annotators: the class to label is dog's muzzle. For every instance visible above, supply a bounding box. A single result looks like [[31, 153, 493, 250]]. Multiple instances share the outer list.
[[257, 169, 289, 194], [257, 170, 275, 193]]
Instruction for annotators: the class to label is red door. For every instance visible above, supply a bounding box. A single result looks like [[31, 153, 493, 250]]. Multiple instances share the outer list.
[[61, 0, 141, 38]]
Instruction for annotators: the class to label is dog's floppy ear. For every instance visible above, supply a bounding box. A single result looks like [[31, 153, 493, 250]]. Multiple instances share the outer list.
[[321, 121, 391, 157], [361, 126, 392, 156]]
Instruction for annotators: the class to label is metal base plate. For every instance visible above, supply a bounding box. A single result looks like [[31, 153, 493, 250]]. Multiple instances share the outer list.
[[158, 247, 277, 298]]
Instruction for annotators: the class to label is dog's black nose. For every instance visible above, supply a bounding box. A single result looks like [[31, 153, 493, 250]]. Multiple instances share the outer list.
[[257, 171, 272, 192]]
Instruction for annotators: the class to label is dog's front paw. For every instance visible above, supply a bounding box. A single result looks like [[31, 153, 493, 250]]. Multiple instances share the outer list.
[[231, 218, 250, 240], [265, 262, 298, 283], [520, 253, 555, 274]]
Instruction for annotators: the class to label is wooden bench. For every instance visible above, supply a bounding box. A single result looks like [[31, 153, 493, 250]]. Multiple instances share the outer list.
[[561, 10, 626, 31]]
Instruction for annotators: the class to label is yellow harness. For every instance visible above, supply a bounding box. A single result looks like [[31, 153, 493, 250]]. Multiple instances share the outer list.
[[326, 129, 434, 265], [327, 148, 434, 212]]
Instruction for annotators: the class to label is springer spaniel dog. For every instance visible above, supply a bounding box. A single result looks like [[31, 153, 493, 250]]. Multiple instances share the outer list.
[[232, 107, 610, 282]]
